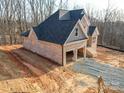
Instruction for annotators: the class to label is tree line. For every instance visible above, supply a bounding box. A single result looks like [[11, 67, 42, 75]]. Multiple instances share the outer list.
[[85, 2, 124, 51], [0, 0, 68, 45], [0, 0, 124, 50]]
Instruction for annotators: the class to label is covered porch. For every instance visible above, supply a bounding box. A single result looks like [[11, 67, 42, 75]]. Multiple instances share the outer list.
[[62, 40, 87, 65]]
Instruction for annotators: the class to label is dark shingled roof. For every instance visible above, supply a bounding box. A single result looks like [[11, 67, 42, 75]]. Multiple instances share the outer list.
[[70, 9, 85, 20], [21, 31, 30, 37], [87, 26, 96, 36], [21, 9, 86, 44]]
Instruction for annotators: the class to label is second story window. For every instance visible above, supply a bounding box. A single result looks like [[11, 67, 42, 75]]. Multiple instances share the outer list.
[[75, 28, 78, 36]]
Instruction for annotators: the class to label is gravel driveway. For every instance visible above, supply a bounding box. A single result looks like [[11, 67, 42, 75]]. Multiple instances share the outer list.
[[71, 58, 124, 91]]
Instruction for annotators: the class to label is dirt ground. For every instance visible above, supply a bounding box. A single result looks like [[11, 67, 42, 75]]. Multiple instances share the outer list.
[[96, 47, 124, 68], [0, 45, 123, 93]]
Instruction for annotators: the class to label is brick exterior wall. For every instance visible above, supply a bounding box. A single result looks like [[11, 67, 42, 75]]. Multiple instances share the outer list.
[[23, 30, 63, 65]]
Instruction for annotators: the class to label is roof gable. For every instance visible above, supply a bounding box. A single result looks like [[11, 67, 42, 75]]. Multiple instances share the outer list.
[[92, 27, 99, 36], [87, 26, 96, 36], [65, 21, 88, 44]]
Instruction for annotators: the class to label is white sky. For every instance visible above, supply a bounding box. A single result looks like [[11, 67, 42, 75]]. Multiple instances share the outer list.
[[68, 0, 124, 10]]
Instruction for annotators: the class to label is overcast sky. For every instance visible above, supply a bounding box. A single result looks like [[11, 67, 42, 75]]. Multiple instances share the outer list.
[[68, 0, 124, 10]]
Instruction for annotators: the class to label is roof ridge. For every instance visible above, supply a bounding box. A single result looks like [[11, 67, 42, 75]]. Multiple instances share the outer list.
[[70, 9, 84, 11], [58, 9, 69, 11]]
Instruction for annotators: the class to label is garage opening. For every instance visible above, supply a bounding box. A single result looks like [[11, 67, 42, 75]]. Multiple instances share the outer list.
[[78, 48, 84, 59], [66, 50, 74, 63]]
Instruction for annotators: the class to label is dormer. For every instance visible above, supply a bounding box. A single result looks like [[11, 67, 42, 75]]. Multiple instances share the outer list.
[[59, 10, 70, 20]]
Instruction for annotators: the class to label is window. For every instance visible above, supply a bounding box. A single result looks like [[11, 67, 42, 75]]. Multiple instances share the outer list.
[[75, 28, 78, 36], [92, 37, 96, 43]]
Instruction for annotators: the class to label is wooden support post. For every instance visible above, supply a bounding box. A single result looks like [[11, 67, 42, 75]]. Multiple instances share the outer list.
[[83, 42, 87, 60], [72, 49, 77, 61]]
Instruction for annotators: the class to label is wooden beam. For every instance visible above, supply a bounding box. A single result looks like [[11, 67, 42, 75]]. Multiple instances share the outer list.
[[72, 49, 77, 61], [83, 41, 87, 60], [64, 39, 87, 46]]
